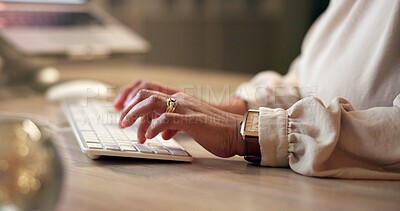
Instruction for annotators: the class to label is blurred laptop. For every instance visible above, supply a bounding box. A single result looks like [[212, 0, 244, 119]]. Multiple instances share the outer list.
[[0, 0, 150, 57]]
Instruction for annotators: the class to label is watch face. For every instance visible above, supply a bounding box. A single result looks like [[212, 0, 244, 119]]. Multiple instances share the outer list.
[[244, 110, 259, 136]]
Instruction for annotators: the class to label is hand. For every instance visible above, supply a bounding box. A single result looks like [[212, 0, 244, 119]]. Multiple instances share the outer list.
[[114, 80, 249, 115], [213, 96, 248, 115], [118, 89, 246, 158], [114, 80, 179, 111]]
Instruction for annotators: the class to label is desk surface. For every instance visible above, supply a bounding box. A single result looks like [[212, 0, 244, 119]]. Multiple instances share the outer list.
[[1, 60, 399, 211]]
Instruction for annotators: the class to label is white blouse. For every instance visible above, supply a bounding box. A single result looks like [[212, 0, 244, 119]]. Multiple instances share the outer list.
[[236, 0, 400, 179]]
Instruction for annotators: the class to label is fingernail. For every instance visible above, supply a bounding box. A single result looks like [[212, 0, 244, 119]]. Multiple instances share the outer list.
[[121, 118, 128, 127]]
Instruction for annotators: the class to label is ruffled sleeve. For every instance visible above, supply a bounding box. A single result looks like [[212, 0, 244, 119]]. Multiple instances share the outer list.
[[235, 57, 301, 110], [258, 94, 400, 180]]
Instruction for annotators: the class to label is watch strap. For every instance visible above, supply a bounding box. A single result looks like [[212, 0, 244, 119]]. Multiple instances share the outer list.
[[244, 136, 261, 163]]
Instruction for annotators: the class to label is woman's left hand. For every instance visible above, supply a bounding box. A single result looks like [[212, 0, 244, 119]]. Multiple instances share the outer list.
[[118, 89, 246, 158]]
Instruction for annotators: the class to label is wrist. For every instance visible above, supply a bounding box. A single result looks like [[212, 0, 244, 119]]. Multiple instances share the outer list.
[[239, 109, 262, 163], [236, 120, 246, 156]]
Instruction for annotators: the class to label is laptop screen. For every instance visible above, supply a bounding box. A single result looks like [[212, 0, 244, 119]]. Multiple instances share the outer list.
[[0, 0, 85, 4]]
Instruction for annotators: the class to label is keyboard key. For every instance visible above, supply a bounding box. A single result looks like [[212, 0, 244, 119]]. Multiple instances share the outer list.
[[148, 143, 171, 155], [134, 144, 154, 153], [78, 124, 92, 131], [87, 143, 103, 149], [85, 138, 100, 143], [82, 131, 96, 137], [146, 139, 160, 144], [109, 131, 127, 140], [123, 128, 138, 139], [106, 124, 122, 131], [82, 132, 98, 141], [148, 143, 163, 148], [120, 145, 137, 152], [114, 134, 128, 140], [116, 140, 131, 145], [168, 149, 189, 156], [100, 137, 114, 142], [153, 147, 171, 155], [104, 144, 121, 151], [165, 146, 184, 151], [83, 135, 98, 140]]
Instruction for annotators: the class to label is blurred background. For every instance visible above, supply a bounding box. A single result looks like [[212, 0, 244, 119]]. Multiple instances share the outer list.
[[86, 0, 329, 74], [0, 0, 329, 88]]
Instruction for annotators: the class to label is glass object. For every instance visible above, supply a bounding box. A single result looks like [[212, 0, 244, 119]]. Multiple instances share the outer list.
[[0, 117, 63, 211]]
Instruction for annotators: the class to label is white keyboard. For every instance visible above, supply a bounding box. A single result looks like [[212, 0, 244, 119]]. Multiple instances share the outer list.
[[62, 100, 192, 162]]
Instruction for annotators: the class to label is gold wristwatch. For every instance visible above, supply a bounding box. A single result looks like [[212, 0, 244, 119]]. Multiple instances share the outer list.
[[240, 109, 261, 163]]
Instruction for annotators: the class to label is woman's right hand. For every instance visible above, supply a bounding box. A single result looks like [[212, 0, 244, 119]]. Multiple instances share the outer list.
[[114, 80, 179, 111], [118, 89, 246, 158]]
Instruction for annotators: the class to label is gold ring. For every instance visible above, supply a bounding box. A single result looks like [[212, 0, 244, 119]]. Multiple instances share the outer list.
[[166, 97, 178, 113]]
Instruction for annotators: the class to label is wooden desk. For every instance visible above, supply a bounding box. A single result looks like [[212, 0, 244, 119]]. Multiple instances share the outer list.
[[1, 60, 399, 211]]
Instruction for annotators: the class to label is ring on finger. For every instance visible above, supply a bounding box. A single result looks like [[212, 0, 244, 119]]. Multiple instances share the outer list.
[[166, 97, 178, 113]]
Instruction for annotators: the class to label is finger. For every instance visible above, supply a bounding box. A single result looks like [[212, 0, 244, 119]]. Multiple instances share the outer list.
[[124, 81, 165, 107], [124, 82, 179, 107], [124, 91, 136, 108], [137, 113, 153, 144], [119, 93, 167, 128], [114, 81, 142, 110], [123, 81, 149, 107], [146, 113, 187, 139], [162, 129, 179, 140], [119, 89, 155, 124], [114, 80, 142, 110], [121, 82, 180, 110]]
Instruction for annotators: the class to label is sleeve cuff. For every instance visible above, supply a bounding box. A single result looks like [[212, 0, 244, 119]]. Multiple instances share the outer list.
[[258, 107, 289, 167]]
